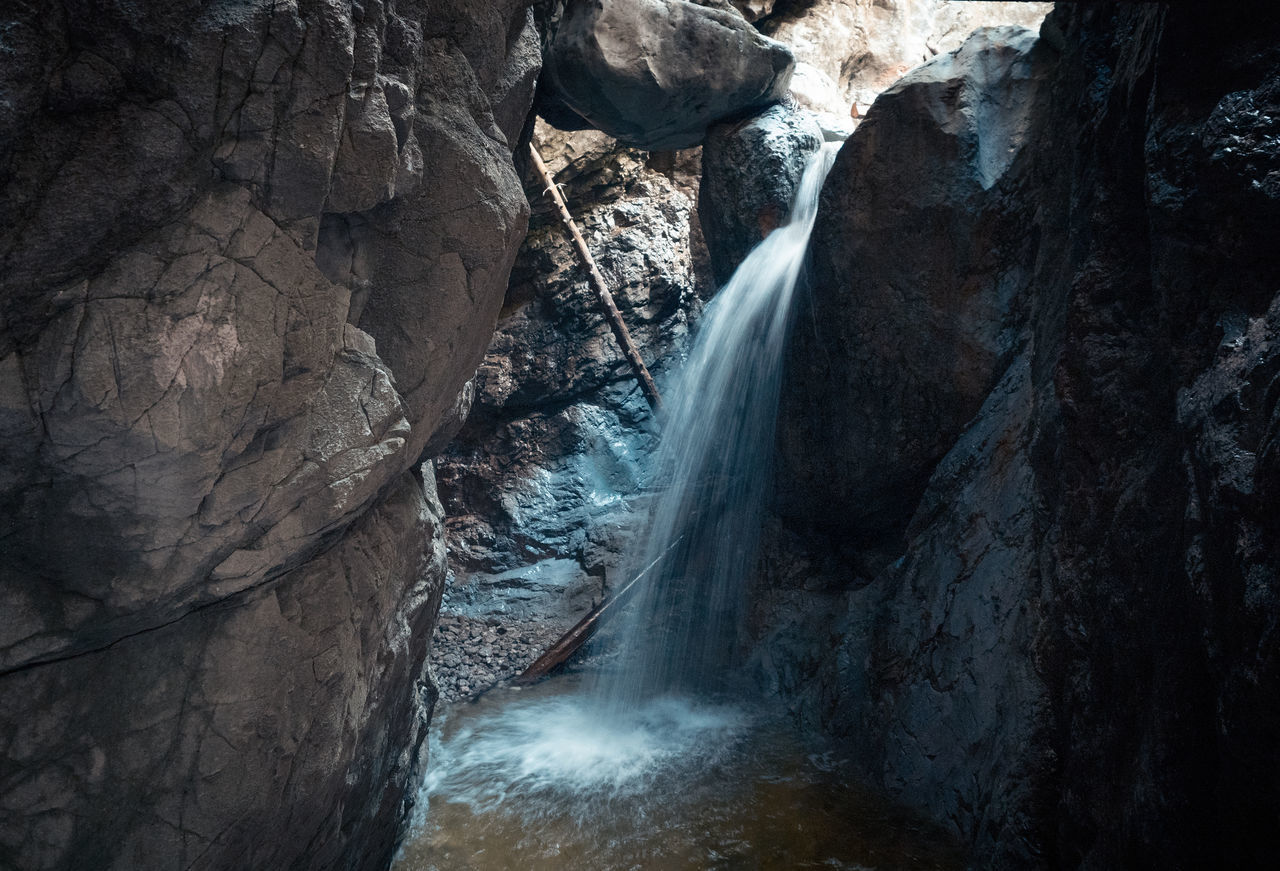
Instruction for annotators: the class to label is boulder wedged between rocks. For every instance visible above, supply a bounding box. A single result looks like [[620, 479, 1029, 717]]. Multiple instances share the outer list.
[[541, 0, 796, 150]]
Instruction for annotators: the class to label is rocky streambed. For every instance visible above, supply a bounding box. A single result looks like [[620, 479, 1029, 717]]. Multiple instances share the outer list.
[[429, 614, 572, 703]]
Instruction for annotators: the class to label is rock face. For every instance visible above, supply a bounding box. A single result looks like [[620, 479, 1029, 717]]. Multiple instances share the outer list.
[[767, 5, 1280, 868], [430, 122, 710, 700], [701, 102, 824, 284], [762, 0, 1053, 117], [0, 1, 537, 868], [541, 0, 796, 149], [779, 26, 1045, 536]]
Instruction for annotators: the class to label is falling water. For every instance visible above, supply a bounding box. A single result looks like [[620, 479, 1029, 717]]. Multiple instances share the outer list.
[[393, 141, 962, 869], [592, 141, 841, 708]]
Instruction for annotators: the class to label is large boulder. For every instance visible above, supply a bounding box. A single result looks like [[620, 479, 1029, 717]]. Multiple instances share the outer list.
[[0, 0, 538, 867], [541, 0, 796, 150], [700, 102, 824, 283], [778, 26, 1047, 536]]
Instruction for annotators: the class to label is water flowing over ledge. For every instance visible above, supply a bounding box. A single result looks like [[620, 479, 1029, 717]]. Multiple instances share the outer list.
[[388, 143, 960, 871], [590, 141, 841, 710]]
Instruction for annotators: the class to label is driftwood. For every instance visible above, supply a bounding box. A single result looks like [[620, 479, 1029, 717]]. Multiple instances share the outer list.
[[513, 539, 681, 686], [528, 142, 664, 411]]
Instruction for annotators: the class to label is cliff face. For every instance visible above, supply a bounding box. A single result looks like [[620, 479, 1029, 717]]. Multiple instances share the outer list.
[[771, 4, 1280, 867], [0, 1, 537, 868]]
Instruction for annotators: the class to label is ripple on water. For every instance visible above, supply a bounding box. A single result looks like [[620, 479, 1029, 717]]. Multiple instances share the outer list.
[[394, 678, 966, 871]]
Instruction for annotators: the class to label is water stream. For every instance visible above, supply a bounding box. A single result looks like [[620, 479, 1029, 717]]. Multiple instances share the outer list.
[[394, 144, 963, 869], [590, 142, 840, 710]]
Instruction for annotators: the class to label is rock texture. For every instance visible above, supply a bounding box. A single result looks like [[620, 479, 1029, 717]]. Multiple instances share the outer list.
[[0, 1, 537, 868], [541, 0, 796, 149], [762, 0, 1052, 118], [701, 102, 824, 284], [779, 26, 1045, 535], [767, 5, 1280, 868], [429, 122, 710, 699]]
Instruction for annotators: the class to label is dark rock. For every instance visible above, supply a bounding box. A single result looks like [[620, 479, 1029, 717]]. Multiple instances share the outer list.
[[0, 468, 446, 871], [429, 123, 711, 696], [701, 102, 824, 283], [0, 0, 538, 867], [542, 0, 796, 150], [763, 4, 1280, 868], [778, 26, 1047, 539]]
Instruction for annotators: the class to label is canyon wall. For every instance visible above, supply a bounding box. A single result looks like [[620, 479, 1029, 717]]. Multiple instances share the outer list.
[[770, 4, 1280, 867], [0, 1, 538, 868]]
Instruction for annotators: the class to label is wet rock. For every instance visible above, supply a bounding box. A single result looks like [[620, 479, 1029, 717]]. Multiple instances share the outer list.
[[434, 122, 708, 637], [542, 0, 796, 149], [764, 4, 1280, 867], [701, 102, 824, 283], [779, 26, 1047, 537]]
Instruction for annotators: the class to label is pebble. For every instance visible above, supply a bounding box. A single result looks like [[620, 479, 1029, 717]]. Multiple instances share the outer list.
[[428, 613, 571, 703]]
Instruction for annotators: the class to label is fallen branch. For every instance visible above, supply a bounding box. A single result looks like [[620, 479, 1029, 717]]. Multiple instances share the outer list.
[[513, 537, 683, 685], [528, 142, 664, 411]]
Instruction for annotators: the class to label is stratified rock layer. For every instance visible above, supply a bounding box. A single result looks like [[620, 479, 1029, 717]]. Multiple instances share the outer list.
[[768, 5, 1280, 868], [0, 1, 537, 868]]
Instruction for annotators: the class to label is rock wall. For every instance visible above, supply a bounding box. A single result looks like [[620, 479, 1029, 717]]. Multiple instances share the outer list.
[[769, 5, 1280, 868], [0, 1, 537, 868], [429, 122, 710, 699], [762, 0, 1052, 118]]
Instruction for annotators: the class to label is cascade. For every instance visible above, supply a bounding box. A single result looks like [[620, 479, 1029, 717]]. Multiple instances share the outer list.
[[591, 141, 841, 709], [390, 143, 961, 871]]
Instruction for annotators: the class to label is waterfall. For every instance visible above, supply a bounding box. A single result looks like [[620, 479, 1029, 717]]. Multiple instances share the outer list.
[[390, 143, 944, 871], [593, 142, 841, 709]]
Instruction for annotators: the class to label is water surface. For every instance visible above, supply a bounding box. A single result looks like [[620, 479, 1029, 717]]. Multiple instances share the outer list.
[[393, 676, 965, 871]]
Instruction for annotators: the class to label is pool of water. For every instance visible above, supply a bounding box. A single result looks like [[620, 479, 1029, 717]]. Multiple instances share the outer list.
[[393, 677, 966, 871]]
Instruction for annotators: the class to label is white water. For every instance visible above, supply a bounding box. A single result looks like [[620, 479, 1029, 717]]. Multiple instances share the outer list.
[[592, 141, 842, 708], [392, 144, 924, 871]]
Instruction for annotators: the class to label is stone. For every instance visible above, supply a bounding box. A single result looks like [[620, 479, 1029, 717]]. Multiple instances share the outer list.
[[0, 0, 538, 867], [778, 26, 1048, 537], [541, 0, 796, 149], [762, 0, 1053, 115], [430, 122, 711, 694], [700, 102, 824, 283], [761, 3, 1280, 867]]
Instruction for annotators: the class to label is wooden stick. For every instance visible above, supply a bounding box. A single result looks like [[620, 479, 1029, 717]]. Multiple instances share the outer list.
[[512, 537, 682, 685], [528, 142, 664, 410]]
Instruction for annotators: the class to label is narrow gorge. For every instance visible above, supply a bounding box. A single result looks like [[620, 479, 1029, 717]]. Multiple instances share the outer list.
[[1, 2, 1277, 870]]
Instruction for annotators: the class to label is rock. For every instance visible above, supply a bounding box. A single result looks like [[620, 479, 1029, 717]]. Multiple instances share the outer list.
[[700, 102, 824, 283], [542, 0, 796, 149], [762, 0, 1053, 115], [762, 3, 1280, 867], [430, 122, 711, 691], [778, 26, 1047, 537], [757, 362, 1049, 865], [0, 467, 446, 871], [436, 122, 707, 586], [0, 1, 538, 867]]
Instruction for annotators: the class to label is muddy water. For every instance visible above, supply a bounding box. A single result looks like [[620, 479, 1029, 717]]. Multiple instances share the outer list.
[[393, 676, 965, 871]]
